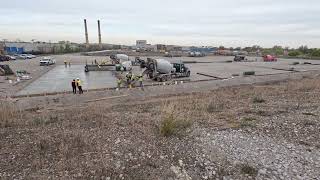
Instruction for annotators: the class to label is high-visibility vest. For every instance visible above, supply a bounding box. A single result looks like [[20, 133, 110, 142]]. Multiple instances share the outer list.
[[77, 80, 82, 86]]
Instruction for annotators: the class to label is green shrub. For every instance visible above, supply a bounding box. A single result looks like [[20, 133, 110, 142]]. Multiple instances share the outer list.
[[253, 97, 265, 103], [240, 164, 258, 176], [239, 117, 257, 128]]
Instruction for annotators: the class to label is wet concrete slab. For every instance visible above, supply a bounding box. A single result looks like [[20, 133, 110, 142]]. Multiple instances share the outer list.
[[17, 65, 117, 95]]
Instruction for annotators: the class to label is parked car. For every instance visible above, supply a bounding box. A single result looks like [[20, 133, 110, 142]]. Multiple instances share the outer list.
[[234, 55, 247, 62], [0, 55, 11, 61], [26, 54, 36, 58], [5, 55, 16, 60], [263, 55, 277, 62], [17, 54, 28, 59], [40, 57, 56, 66]]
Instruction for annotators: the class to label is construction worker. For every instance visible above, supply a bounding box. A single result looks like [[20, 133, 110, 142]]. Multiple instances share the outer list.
[[120, 66, 124, 74], [116, 77, 122, 90], [71, 79, 77, 94], [131, 74, 136, 88], [138, 74, 144, 90], [126, 72, 132, 88], [64, 60, 67, 67], [76, 78, 83, 94]]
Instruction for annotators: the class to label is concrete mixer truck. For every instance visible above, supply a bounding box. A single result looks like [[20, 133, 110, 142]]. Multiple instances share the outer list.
[[140, 58, 191, 82], [110, 54, 130, 64], [110, 54, 132, 71]]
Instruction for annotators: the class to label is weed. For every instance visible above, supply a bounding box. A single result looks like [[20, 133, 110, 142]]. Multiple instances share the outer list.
[[239, 117, 257, 128], [256, 110, 270, 116], [160, 114, 177, 137], [253, 96, 265, 103], [207, 101, 224, 113], [38, 138, 50, 156], [45, 115, 59, 125], [240, 164, 258, 176], [159, 102, 192, 137], [32, 117, 44, 126], [303, 120, 316, 126], [0, 101, 18, 127]]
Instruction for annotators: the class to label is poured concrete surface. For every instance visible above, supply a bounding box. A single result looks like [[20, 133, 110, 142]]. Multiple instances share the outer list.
[[17, 65, 117, 95]]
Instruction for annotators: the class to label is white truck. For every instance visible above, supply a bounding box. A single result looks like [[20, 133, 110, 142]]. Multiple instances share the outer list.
[[40, 57, 56, 66]]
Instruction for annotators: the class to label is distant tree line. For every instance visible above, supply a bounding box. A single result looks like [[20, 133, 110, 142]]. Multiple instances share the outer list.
[[237, 45, 320, 58]]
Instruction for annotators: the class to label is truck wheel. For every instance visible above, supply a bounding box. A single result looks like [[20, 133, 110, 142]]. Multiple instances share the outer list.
[[163, 76, 167, 82]]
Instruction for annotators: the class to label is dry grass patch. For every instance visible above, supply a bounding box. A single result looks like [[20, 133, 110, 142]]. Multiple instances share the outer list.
[[252, 96, 265, 104], [0, 100, 20, 127], [239, 164, 258, 176], [239, 117, 257, 128], [159, 101, 193, 137]]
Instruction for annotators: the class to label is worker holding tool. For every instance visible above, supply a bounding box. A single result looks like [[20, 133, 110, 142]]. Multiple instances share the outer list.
[[116, 77, 122, 90], [126, 72, 132, 88], [71, 79, 77, 94], [76, 78, 83, 94], [130, 73, 136, 88]]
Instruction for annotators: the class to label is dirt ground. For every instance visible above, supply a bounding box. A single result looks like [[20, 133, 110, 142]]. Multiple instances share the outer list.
[[1, 74, 320, 179]]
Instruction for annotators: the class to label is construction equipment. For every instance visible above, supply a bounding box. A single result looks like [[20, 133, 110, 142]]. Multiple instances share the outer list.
[[234, 55, 248, 62], [85, 54, 132, 72], [140, 58, 191, 82], [0, 65, 14, 75], [110, 54, 130, 64], [263, 55, 277, 62]]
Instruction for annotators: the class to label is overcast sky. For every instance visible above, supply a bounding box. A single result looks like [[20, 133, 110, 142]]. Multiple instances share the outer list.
[[0, 0, 319, 48]]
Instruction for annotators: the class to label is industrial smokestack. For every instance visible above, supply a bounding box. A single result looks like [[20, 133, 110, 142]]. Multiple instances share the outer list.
[[98, 20, 102, 49], [84, 19, 89, 48]]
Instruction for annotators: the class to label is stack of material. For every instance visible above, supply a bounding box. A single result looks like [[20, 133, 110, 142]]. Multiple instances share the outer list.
[[0, 65, 14, 76]]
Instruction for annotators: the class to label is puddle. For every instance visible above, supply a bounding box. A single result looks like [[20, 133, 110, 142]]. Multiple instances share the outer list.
[[17, 65, 117, 95]]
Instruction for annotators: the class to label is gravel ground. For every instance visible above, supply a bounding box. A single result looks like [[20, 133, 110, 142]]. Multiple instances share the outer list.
[[1, 75, 320, 179], [194, 129, 320, 179]]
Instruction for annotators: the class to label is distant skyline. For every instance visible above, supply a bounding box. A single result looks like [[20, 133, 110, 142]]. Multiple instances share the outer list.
[[1, 0, 320, 48]]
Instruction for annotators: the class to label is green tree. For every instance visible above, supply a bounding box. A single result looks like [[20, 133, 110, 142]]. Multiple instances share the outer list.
[[272, 45, 284, 56], [288, 51, 301, 57], [311, 49, 320, 57], [298, 45, 309, 54]]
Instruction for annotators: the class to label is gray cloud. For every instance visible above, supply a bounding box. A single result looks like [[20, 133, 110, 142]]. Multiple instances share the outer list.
[[0, 0, 319, 47]]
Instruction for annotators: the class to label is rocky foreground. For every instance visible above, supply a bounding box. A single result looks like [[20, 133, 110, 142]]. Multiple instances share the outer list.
[[1, 77, 320, 179]]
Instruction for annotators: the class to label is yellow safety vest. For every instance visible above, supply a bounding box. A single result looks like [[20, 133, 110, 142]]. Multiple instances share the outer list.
[[77, 80, 82, 86]]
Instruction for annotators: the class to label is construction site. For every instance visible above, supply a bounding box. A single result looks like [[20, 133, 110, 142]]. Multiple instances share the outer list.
[[1, 19, 320, 179]]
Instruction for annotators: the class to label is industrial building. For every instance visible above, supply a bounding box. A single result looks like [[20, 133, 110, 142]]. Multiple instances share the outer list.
[[136, 40, 147, 49], [3, 41, 81, 54], [0, 42, 4, 54]]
